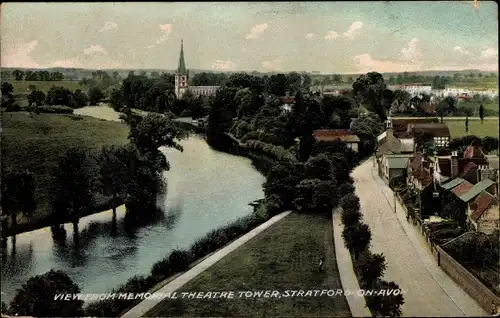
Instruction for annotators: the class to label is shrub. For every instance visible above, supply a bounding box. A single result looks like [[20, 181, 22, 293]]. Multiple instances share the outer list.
[[342, 222, 371, 259], [341, 208, 362, 226], [338, 182, 355, 197], [167, 249, 194, 273], [340, 193, 360, 213], [38, 105, 74, 114], [245, 140, 298, 162], [357, 251, 387, 288], [5, 103, 21, 112], [365, 280, 405, 317]]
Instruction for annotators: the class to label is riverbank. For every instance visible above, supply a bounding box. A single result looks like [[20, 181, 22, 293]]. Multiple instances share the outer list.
[[1, 111, 129, 237], [143, 212, 351, 317]]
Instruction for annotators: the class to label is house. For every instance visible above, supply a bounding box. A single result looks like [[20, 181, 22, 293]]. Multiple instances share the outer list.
[[312, 129, 361, 152], [467, 191, 499, 234], [278, 96, 295, 113], [380, 154, 412, 184], [408, 123, 451, 149], [406, 153, 441, 218]]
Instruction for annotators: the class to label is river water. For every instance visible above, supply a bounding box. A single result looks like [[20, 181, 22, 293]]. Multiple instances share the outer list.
[[1, 107, 265, 304]]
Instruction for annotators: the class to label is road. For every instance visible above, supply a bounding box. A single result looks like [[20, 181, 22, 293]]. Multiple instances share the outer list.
[[352, 159, 487, 317]]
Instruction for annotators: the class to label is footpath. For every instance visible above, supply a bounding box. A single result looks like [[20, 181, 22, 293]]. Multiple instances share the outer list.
[[121, 211, 292, 318], [332, 209, 371, 317]]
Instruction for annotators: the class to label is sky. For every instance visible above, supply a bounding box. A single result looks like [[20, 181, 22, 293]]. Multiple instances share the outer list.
[[1, 1, 498, 73]]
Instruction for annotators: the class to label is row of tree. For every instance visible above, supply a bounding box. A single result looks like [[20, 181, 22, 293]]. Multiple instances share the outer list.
[[10, 70, 65, 81], [339, 193, 405, 316]]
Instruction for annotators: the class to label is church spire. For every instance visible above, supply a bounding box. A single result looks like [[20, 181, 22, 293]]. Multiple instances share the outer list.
[[177, 39, 187, 74]]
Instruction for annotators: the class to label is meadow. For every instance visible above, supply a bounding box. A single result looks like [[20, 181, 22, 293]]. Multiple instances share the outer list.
[[1, 111, 129, 232], [444, 118, 499, 138], [145, 212, 351, 317]]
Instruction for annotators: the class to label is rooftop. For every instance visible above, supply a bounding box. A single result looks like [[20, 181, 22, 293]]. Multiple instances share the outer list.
[[451, 180, 474, 197], [469, 191, 499, 222], [441, 177, 465, 190], [459, 178, 496, 202], [312, 129, 360, 143], [409, 123, 450, 137]]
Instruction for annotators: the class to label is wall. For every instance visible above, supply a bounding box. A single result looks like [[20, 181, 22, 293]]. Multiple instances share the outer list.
[[389, 168, 405, 181], [436, 246, 500, 313]]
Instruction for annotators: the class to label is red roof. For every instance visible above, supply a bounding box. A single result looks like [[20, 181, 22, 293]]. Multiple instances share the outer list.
[[313, 129, 360, 143], [451, 180, 474, 196], [463, 145, 486, 159], [470, 192, 499, 222], [411, 166, 433, 187], [279, 97, 295, 104]]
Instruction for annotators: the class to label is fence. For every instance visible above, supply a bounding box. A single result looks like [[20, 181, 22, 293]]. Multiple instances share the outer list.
[[436, 245, 500, 314]]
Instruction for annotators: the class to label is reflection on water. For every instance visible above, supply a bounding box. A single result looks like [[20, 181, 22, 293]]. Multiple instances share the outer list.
[[1, 136, 265, 303]]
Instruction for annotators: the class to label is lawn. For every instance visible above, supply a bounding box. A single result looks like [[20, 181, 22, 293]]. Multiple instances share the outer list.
[[10, 80, 83, 96], [444, 118, 499, 138], [1, 111, 129, 231], [145, 212, 351, 317]]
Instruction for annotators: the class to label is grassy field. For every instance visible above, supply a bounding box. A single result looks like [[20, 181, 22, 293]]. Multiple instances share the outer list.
[[1, 111, 129, 230], [10, 80, 83, 95], [444, 118, 499, 138], [145, 212, 351, 317]]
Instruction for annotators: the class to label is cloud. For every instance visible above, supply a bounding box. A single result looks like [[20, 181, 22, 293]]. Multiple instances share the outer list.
[[324, 31, 338, 40], [84, 44, 107, 55], [155, 23, 173, 44], [400, 38, 420, 61], [246, 23, 269, 39], [99, 21, 118, 32], [343, 21, 363, 39], [480, 46, 498, 60], [212, 60, 236, 71], [261, 59, 283, 71], [145, 45, 155, 49], [453, 46, 472, 56], [306, 33, 315, 40], [353, 53, 423, 73], [50, 58, 82, 68], [1, 40, 41, 68]]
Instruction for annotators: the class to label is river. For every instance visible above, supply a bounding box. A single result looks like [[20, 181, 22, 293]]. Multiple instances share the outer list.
[[1, 106, 265, 304]]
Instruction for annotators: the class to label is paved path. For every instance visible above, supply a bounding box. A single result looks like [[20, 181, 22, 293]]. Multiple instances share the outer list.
[[352, 159, 487, 317], [332, 210, 371, 317], [121, 211, 292, 318]]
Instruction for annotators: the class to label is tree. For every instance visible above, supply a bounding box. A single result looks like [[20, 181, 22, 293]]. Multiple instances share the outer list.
[[73, 89, 88, 108], [365, 280, 405, 317], [352, 72, 391, 120], [304, 153, 335, 181], [436, 96, 456, 116], [51, 148, 95, 238], [266, 73, 289, 96], [293, 178, 337, 214], [46, 86, 74, 107], [1, 82, 15, 107], [12, 69, 24, 80], [27, 90, 46, 107], [342, 222, 371, 259], [88, 86, 105, 105], [8, 270, 84, 317], [338, 182, 355, 197], [1, 168, 36, 241], [97, 145, 128, 234], [357, 251, 387, 288], [263, 163, 303, 210], [479, 104, 485, 124]]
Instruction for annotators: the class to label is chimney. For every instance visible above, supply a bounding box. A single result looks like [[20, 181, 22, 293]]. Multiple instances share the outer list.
[[477, 164, 483, 183], [451, 151, 459, 178], [386, 117, 393, 139]]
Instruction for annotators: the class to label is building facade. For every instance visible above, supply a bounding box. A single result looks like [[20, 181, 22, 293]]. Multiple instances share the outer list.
[[174, 40, 219, 99]]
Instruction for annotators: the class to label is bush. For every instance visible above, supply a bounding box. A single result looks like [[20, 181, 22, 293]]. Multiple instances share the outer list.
[[338, 182, 355, 197], [340, 193, 360, 213], [341, 208, 362, 226], [5, 103, 21, 112], [342, 222, 371, 259], [357, 251, 387, 288], [38, 105, 74, 114], [245, 140, 298, 162], [365, 280, 405, 317]]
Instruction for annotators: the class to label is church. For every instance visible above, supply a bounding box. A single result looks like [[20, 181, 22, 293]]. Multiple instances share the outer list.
[[175, 39, 220, 99]]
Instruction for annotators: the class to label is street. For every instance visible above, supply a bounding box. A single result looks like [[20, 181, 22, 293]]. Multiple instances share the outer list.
[[352, 159, 487, 317]]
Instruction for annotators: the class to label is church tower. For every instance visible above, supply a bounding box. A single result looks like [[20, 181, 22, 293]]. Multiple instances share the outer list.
[[174, 39, 189, 99]]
